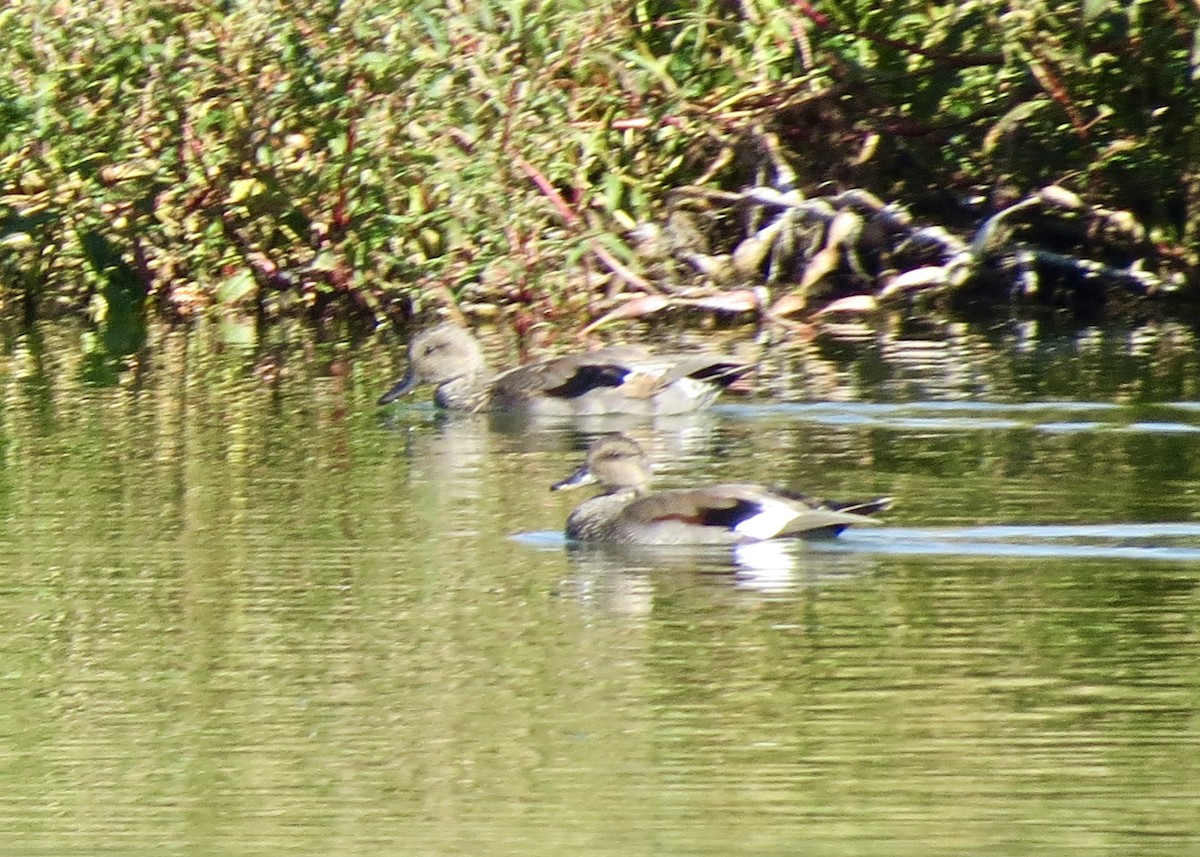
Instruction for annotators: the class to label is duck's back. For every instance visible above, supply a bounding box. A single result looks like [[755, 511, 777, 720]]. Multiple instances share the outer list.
[[572, 485, 883, 544], [490, 346, 749, 416]]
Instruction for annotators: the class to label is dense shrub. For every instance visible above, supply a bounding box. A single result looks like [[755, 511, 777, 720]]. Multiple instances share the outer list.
[[1, 0, 1196, 329]]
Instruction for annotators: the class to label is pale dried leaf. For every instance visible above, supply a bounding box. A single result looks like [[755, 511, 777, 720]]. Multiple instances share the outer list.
[[877, 266, 951, 300], [826, 210, 862, 248], [1037, 185, 1084, 209], [798, 246, 839, 291], [732, 218, 787, 275], [813, 294, 877, 316], [580, 294, 672, 334], [768, 292, 808, 317], [677, 289, 763, 313]]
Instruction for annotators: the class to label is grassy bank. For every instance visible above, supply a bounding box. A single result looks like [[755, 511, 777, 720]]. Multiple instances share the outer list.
[[2, 0, 1198, 339]]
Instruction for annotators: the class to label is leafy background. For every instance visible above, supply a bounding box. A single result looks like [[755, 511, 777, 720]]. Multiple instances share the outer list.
[[2, 0, 1197, 332]]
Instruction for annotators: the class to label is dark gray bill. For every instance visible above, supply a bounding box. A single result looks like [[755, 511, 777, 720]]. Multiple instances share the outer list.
[[551, 463, 597, 492], [377, 368, 418, 405]]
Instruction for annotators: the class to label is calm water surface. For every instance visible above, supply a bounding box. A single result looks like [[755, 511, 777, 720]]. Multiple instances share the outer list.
[[1, 319, 1199, 856]]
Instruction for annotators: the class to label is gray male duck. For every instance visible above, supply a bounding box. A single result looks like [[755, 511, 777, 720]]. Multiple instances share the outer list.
[[552, 434, 892, 545], [378, 323, 752, 416]]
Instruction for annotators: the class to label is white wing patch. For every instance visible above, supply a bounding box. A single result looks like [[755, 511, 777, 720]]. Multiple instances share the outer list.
[[650, 376, 720, 415], [733, 496, 798, 540]]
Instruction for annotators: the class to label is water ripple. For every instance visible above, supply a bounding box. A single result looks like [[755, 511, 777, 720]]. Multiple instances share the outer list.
[[719, 401, 1200, 435], [518, 524, 1200, 564], [838, 523, 1200, 562]]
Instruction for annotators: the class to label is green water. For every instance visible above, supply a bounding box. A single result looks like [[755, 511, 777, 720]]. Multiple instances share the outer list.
[[1, 320, 1198, 856]]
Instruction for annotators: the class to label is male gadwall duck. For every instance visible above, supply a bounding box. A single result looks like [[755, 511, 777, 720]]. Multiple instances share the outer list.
[[378, 323, 752, 416], [552, 434, 891, 544]]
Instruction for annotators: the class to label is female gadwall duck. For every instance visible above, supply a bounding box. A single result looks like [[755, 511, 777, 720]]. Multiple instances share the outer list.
[[552, 434, 891, 544], [378, 323, 752, 416]]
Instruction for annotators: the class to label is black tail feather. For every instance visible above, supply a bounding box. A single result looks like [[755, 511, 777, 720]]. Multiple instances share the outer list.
[[770, 488, 894, 518]]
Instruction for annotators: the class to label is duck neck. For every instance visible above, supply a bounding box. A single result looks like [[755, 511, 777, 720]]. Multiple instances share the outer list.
[[434, 366, 494, 411]]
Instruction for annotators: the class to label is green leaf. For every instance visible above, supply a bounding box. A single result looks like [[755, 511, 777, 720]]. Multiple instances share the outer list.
[[983, 98, 1050, 154], [226, 178, 265, 204], [218, 270, 257, 304]]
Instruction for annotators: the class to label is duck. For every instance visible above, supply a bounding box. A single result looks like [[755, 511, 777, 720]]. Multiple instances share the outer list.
[[378, 323, 752, 416], [551, 434, 891, 544]]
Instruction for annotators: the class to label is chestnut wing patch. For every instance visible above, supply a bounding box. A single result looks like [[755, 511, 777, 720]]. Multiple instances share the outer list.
[[626, 492, 761, 529]]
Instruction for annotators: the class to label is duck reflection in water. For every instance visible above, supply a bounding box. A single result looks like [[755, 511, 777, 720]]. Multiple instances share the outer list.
[[556, 538, 886, 607]]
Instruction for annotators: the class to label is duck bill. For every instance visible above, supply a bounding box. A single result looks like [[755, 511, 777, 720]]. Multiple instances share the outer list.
[[377, 368, 418, 405], [551, 464, 598, 492]]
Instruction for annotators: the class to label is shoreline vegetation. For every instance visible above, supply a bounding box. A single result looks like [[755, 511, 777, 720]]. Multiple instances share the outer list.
[[4, 0, 1200, 357]]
